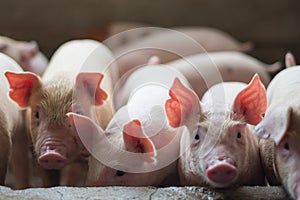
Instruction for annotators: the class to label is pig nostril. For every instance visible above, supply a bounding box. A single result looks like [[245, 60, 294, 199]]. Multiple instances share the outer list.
[[217, 157, 225, 161], [46, 146, 55, 151]]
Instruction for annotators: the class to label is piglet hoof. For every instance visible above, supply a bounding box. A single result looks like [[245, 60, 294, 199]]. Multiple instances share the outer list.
[[38, 151, 67, 170], [206, 163, 237, 186]]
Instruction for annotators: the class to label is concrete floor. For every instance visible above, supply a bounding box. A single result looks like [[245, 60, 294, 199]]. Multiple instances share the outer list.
[[0, 186, 291, 200]]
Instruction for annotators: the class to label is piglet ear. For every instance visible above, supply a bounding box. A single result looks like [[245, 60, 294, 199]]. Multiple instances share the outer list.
[[67, 112, 105, 152], [75, 72, 108, 105], [285, 52, 296, 68], [123, 120, 156, 159], [232, 74, 267, 125], [165, 77, 201, 128], [5, 72, 41, 107], [254, 106, 292, 145]]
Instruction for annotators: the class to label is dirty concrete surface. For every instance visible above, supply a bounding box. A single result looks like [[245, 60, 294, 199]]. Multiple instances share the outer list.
[[0, 186, 291, 200]]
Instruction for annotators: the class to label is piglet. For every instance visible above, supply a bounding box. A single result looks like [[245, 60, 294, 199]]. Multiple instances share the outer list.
[[254, 54, 300, 200], [165, 74, 266, 187], [5, 39, 115, 187], [68, 113, 184, 187], [0, 53, 30, 189], [0, 36, 48, 75], [67, 65, 194, 186], [167, 51, 281, 99], [109, 27, 253, 79]]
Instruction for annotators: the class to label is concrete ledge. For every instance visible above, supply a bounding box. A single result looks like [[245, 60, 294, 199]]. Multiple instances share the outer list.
[[0, 186, 291, 200]]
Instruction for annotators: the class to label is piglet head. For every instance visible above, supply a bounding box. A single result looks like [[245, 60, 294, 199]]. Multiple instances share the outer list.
[[254, 106, 300, 199], [176, 74, 266, 187], [0, 37, 43, 72], [5, 72, 74, 169], [67, 113, 163, 186], [5, 72, 108, 170], [206, 74, 266, 187]]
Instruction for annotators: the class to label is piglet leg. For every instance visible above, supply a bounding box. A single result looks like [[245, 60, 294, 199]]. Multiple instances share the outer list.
[[0, 129, 10, 185], [9, 111, 31, 189]]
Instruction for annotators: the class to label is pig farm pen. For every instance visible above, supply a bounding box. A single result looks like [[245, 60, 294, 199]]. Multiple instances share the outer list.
[[0, 0, 300, 199]]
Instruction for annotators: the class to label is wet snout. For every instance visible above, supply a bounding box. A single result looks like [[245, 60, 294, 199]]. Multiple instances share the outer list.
[[38, 142, 68, 170], [38, 151, 67, 169], [205, 156, 237, 187]]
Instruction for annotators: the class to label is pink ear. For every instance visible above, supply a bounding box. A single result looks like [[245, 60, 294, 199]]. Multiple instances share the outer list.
[[123, 120, 156, 157], [5, 72, 41, 107], [232, 74, 267, 125], [285, 52, 296, 68], [67, 112, 105, 152], [254, 106, 291, 145], [165, 77, 200, 128], [75, 73, 108, 105]]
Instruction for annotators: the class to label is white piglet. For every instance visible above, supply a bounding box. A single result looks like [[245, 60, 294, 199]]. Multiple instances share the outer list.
[[165, 74, 267, 187], [0, 53, 29, 189], [0, 36, 48, 75], [167, 51, 280, 98], [5, 40, 115, 187], [254, 54, 300, 200], [68, 64, 193, 186]]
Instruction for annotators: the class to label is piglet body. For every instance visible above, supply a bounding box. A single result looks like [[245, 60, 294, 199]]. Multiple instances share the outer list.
[[110, 27, 253, 79], [168, 51, 280, 99], [254, 62, 300, 200], [113, 64, 189, 110], [69, 65, 192, 186], [0, 53, 29, 188], [5, 40, 115, 186]]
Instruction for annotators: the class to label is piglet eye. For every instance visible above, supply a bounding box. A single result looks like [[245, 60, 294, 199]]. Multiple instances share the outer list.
[[193, 126, 206, 144], [74, 111, 83, 115], [35, 111, 40, 119], [284, 142, 290, 150], [237, 132, 241, 139], [116, 170, 126, 176]]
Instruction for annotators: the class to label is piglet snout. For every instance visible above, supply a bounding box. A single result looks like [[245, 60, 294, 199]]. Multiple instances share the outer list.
[[38, 150, 67, 170], [206, 161, 237, 186]]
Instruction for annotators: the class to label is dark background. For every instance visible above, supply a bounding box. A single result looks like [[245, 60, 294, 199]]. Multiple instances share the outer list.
[[1, 0, 299, 64]]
